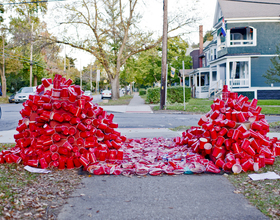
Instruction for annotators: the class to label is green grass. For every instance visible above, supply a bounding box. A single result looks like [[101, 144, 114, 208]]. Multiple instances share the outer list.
[[169, 125, 192, 131], [0, 93, 13, 104], [255, 100, 280, 106], [261, 106, 280, 115], [99, 95, 133, 105], [227, 157, 280, 219]]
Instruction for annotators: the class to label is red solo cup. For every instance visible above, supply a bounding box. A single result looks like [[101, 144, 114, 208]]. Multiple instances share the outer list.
[[259, 154, 265, 168], [117, 150, 124, 160], [212, 146, 222, 158], [232, 129, 241, 141], [111, 140, 121, 150], [250, 98, 258, 108], [255, 106, 262, 114], [225, 111, 231, 120], [198, 116, 208, 126], [241, 139, 250, 150], [45, 128, 55, 136], [218, 128, 228, 137], [204, 143, 212, 154], [53, 101, 62, 110], [50, 144, 58, 152], [109, 123, 118, 129], [58, 147, 68, 155], [67, 136, 75, 144], [69, 127, 77, 136], [223, 162, 233, 171], [224, 139, 231, 151], [225, 120, 236, 128], [227, 129, 234, 138], [77, 123, 87, 132], [43, 139, 53, 146], [251, 122, 261, 130], [241, 158, 254, 172], [61, 87, 69, 98], [237, 124, 247, 133], [104, 140, 113, 149], [210, 129, 217, 140], [73, 107, 82, 117], [42, 103, 52, 111], [52, 133, 61, 142], [88, 153, 97, 163], [79, 156, 89, 167], [14, 133, 24, 139], [10, 154, 22, 164], [232, 143, 242, 154], [78, 99, 86, 109], [52, 89, 61, 98], [58, 157, 66, 170], [16, 123, 27, 132], [259, 120, 270, 130], [0, 155, 4, 164], [69, 91, 77, 102], [49, 161, 59, 167], [41, 95, 51, 103], [232, 158, 242, 174], [97, 123, 107, 130], [241, 131, 251, 139], [206, 162, 221, 174], [275, 145, 280, 156], [249, 129, 259, 139], [244, 145, 255, 156], [52, 113, 64, 123], [39, 157, 48, 169], [4, 154, 13, 163], [215, 158, 225, 168], [259, 147, 273, 158], [237, 112, 246, 123], [62, 128, 69, 136], [216, 136, 225, 147], [108, 150, 117, 160], [264, 157, 275, 165], [63, 141, 73, 151], [42, 78, 51, 87], [231, 111, 238, 121], [199, 138, 208, 149], [66, 157, 75, 169], [27, 159, 39, 167], [262, 138, 270, 147], [51, 153, 59, 161], [80, 131, 91, 138], [77, 138, 84, 147], [210, 110, 220, 120], [64, 78, 73, 86], [98, 150, 107, 161], [225, 152, 236, 163]]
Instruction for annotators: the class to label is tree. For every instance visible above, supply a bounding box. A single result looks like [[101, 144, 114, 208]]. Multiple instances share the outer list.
[[263, 45, 280, 84], [0, 4, 4, 23], [203, 30, 213, 43], [50, 0, 197, 99]]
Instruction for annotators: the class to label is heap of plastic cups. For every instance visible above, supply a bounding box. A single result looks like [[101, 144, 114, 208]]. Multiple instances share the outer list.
[[174, 85, 280, 174], [0, 74, 125, 171]]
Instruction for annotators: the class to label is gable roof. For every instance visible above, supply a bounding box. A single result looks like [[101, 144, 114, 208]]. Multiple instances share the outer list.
[[218, 0, 280, 18]]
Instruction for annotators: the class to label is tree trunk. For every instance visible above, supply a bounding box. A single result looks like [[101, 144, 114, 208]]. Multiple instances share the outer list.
[[1, 75, 6, 98], [110, 75, 120, 100], [34, 75, 38, 86]]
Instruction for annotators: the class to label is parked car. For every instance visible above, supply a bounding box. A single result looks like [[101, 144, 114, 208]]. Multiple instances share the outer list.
[[101, 89, 111, 99], [14, 87, 36, 104], [84, 90, 92, 97], [9, 93, 16, 103]]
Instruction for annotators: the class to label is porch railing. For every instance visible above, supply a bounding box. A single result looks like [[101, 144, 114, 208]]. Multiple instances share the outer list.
[[229, 79, 249, 87], [229, 39, 254, 46], [209, 80, 223, 98]]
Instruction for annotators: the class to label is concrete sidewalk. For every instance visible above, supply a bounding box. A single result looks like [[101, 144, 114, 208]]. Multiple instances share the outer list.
[[102, 92, 153, 113]]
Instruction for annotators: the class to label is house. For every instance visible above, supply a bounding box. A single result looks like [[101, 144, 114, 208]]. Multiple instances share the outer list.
[[189, 0, 280, 99]]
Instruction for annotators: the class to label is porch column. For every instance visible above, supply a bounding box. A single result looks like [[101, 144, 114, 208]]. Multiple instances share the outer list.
[[199, 71, 201, 95], [226, 61, 229, 87], [209, 66, 212, 96], [226, 60, 231, 91]]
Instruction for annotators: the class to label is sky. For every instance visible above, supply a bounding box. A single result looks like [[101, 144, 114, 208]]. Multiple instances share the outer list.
[[4, 0, 217, 71], [43, 0, 217, 70]]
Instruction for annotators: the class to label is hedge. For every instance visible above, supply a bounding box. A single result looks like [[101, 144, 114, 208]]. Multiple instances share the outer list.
[[146, 86, 191, 104], [139, 89, 146, 96]]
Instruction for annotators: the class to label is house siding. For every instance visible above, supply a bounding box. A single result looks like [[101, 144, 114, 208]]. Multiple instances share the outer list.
[[251, 57, 280, 87], [227, 22, 280, 55]]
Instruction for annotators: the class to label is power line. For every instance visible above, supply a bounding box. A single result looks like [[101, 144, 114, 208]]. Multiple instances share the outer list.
[[225, 0, 280, 5], [1, 0, 66, 5]]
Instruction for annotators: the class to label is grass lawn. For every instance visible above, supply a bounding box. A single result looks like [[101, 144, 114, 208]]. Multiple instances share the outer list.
[[226, 157, 280, 219], [153, 98, 280, 115], [98, 95, 133, 105], [0, 93, 13, 104]]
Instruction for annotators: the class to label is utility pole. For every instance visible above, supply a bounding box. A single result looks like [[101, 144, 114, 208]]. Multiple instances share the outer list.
[[30, 22, 33, 87], [64, 45, 66, 77], [2, 34, 6, 98], [183, 61, 185, 111], [80, 59, 82, 89], [90, 62, 92, 91], [160, 0, 168, 110]]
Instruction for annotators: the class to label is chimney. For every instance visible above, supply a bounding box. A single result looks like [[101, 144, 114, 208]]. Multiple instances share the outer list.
[[199, 25, 203, 55]]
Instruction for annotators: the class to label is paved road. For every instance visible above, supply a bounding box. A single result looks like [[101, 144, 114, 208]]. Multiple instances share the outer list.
[[1, 103, 280, 131]]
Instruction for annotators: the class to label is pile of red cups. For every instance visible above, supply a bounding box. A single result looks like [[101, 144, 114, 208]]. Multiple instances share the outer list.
[[173, 85, 280, 173], [0, 74, 125, 170], [0, 75, 279, 175]]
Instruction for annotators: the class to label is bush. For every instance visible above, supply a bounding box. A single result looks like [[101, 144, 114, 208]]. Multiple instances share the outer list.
[[139, 89, 146, 96], [146, 86, 191, 104]]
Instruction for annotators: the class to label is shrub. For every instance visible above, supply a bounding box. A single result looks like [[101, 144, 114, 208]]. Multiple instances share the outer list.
[[139, 89, 146, 96], [146, 86, 191, 104]]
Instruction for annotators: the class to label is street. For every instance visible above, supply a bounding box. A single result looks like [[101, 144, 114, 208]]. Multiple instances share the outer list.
[[0, 101, 280, 131]]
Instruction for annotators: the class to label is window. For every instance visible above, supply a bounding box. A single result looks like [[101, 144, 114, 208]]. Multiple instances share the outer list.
[[229, 27, 255, 46], [212, 71, 217, 81], [229, 61, 249, 87]]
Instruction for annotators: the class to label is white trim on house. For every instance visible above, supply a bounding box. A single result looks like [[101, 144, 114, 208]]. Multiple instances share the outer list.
[[226, 17, 280, 23], [226, 27, 257, 47]]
